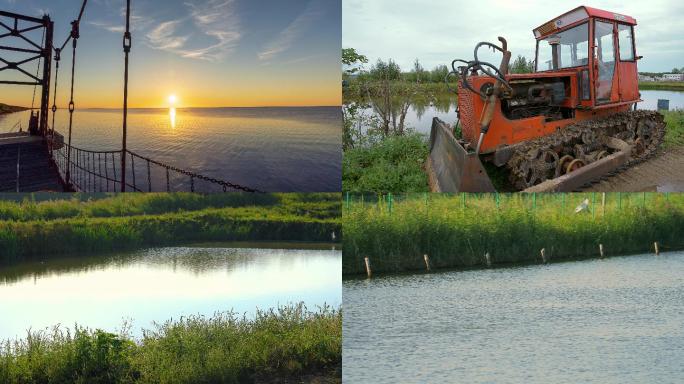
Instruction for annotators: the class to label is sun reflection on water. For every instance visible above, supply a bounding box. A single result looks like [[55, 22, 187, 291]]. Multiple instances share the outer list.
[[169, 107, 176, 129]]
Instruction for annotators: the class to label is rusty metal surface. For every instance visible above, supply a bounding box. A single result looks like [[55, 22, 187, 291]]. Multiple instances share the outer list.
[[492, 143, 521, 166], [457, 81, 477, 144], [427, 117, 496, 192], [523, 137, 631, 192]]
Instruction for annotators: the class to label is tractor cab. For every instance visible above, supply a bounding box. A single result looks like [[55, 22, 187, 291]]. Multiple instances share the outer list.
[[533, 6, 639, 108]]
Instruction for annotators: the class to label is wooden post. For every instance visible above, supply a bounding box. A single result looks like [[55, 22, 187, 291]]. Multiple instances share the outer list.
[[602, 192, 606, 217], [654, 242, 660, 256], [599, 244, 604, 258], [423, 254, 431, 272], [540, 248, 547, 264], [484, 252, 492, 267], [364, 257, 372, 278]]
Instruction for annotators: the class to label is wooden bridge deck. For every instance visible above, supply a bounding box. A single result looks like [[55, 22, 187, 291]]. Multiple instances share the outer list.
[[0, 133, 65, 192]]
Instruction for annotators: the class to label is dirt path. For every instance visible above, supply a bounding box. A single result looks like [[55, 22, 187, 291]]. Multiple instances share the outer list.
[[582, 146, 684, 192]]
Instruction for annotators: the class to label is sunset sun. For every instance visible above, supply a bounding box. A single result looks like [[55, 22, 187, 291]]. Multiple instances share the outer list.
[[168, 94, 177, 105]]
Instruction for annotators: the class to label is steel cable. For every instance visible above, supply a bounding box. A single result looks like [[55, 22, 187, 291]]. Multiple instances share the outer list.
[[64, 20, 79, 187], [121, 0, 131, 191]]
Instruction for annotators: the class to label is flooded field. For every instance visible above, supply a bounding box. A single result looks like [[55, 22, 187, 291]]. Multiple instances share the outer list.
[[0, 243, 341, 341], [345, 89, 683, 135], [343, 252, 684, 383]]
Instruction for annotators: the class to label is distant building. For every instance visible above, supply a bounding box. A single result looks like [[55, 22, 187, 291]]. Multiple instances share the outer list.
[[638, 74, 656, 82], [662, 73, 684, 81]]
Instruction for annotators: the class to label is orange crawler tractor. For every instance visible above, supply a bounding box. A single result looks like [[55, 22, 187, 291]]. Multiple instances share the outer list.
[[428, 6, 665, 192]]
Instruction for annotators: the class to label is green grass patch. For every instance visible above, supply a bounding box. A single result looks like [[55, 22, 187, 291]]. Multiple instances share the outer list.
[[0, 193, 284, 221], [639, 82, 684, 91], [343, 133, 429, 193], [662, 110, 684, 148], [0, 304, 341, 384], [343, 193, 684, 275], [0, 193, 340, 262]]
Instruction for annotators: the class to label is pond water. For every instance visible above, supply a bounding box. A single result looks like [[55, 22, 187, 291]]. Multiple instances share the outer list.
[[343, 252, 684, 383], [0, 107, 341, 192], [0, 243, 341, 341], [346, 89, 684, 136], [637, 89, 684, 111]]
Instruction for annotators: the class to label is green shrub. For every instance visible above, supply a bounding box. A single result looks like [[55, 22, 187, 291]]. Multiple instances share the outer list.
[[0, 304, 341, 384], [343, 133, 429, 193]]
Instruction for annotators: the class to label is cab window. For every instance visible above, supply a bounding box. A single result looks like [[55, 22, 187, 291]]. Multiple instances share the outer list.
[[536, 23, 589, 71], [618, 24, 635, 61]]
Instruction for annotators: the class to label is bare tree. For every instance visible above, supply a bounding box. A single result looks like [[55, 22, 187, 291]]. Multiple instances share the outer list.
[[364, 80, 417, 136]]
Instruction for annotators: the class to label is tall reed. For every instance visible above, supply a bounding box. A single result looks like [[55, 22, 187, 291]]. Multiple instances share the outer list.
[[0, 304, 341, 384], [343, 193, 684, 275]]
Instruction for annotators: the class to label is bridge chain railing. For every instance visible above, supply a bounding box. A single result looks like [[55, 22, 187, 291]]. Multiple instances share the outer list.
[[50, 138, 260, 193]]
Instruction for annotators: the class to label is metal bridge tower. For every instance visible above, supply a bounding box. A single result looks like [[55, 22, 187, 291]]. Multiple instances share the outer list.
[[0, 10, 53, 136]]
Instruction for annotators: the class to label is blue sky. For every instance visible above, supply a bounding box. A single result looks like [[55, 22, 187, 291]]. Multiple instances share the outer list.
[[1, 0, 341, 107]]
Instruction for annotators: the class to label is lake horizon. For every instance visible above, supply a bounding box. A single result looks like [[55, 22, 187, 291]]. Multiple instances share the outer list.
[[0, 106, 342, 192]]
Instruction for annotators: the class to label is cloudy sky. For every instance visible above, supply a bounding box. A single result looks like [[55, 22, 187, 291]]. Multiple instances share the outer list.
[[1, 0, 341, 108], [343, 0, 684, 73]]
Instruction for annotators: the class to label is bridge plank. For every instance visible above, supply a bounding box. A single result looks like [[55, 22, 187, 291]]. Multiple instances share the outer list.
[[0, 139, 65, 192]]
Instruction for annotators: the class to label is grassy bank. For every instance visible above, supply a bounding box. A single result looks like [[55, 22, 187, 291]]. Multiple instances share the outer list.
[[639, 81, 684, 91], [663, 109, 684, 148], [0, 304, 341, 384], [343, 133, 429, 193], [0, 193, 340, 262], [0, 103, 27, 115], [342, 193, 684, 275]]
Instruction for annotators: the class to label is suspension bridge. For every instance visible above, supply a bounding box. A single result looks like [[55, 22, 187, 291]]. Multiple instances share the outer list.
[[0, 1, 259, 193]]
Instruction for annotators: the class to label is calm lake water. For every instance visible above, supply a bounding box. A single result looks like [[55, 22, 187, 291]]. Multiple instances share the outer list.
[[343, 252, 684, 383], [0, 107, 341, 192], [0, 243, 341, 341], [346, 89, 684, 135]]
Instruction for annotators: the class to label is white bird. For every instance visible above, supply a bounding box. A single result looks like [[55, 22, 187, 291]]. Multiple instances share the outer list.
[[331, 231, 336, 241], [575, 198, 590, 214]]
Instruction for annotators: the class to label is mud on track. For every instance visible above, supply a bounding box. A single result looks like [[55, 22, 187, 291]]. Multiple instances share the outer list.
[[582, 146, 684, 192]]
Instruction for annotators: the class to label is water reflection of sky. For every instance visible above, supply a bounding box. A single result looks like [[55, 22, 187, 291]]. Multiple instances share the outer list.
[[0, 246, 341, 341]]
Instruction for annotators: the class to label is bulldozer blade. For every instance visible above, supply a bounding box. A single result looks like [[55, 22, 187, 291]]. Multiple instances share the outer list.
[[523, 137, 632, 192], [427, 117, 496, 192]]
